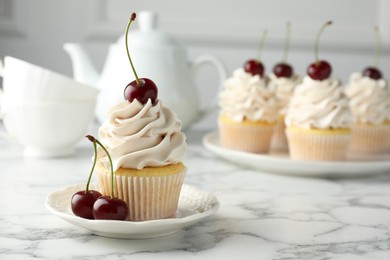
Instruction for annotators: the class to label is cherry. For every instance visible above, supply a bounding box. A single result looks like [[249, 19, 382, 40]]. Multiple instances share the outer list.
[[93, 196, 128, 220], [243, 30, 267, 77], [124, 78, 158, 104], [362, 67, 382, 80], [71, 136, 102, 219], [71, 190, 102, 219], [362, 27, 383, 80], [307, 60, 332, 81], [307, 21, 333, 81], [244, 59, 264, 76], [88, 136, 129, 221], [123, 12, 158, 104], [273, 22, 293, 78], [273, 62, 293, 78]]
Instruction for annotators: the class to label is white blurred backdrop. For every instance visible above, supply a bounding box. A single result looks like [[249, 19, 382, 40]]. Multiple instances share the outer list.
[[0, 0, 389, 129]]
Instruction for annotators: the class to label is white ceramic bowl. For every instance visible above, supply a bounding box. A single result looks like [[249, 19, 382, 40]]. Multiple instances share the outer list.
[[2, 56, 99, 102], [2, 100, 96, 158]]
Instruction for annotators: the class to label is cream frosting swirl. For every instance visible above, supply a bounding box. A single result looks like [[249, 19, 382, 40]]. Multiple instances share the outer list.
[[285, 76, 352, 129], [269, 73, 302, 115], [97, 99, 187, 170], [219, 68, 278, 123], [344, 72, 390, 124]]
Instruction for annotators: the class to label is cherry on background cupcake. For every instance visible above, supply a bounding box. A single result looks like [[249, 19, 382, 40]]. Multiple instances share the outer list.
[[306, 21, 333, 81], [362, 26, 383, 80], [273, 22, 294, 78], [243, 30, 268, 77]]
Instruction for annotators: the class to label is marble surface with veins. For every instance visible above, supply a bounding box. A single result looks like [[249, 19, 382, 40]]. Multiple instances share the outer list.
[[0, 125, 389, 260]]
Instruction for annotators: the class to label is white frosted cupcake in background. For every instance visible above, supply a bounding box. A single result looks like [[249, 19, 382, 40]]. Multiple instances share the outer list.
[[285, 20, 353, 161], [269, 72, 302, 151], [344, 72, 390, 154], [269, 22, 302, 152], [285, 76, 353, 161], [218, 68, 278, 153]]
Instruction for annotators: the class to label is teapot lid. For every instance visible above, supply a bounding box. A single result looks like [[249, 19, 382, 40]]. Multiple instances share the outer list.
[[116, 11, 181, 48]]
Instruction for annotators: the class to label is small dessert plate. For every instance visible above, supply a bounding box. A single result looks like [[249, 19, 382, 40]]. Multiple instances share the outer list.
[[203, 131, 390, 178], [45, 183, 219, 239]]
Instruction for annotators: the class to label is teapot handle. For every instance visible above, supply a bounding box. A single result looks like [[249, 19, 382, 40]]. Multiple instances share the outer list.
[[189, 55, 227, 123]]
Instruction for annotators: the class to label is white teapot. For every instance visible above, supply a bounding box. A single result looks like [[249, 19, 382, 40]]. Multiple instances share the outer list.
[[64, 11, 227, 128]]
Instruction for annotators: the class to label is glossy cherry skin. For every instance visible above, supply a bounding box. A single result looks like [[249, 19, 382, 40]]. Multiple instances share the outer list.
[[244, 59, 264, 77], [307, 60, 332, 80], [93, 196, 128, 221], [124, 78, 158, 104], [71, 190, 102, 219], [362, 67, 382, 80], [273, 62, 293, 78]]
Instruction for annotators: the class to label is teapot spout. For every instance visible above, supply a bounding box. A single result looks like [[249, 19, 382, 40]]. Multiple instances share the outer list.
[[63, 43, 100, 87]]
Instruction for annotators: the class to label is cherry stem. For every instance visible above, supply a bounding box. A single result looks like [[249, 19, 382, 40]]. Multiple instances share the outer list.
[[256, 30, 268, 62], [283, 22, 291, 63], [125, 13, 140, 86], [85, 136, 97, 194], [373, 26, 381, 68], [314, 21, 332, 65], [86, 135, 115, 198]]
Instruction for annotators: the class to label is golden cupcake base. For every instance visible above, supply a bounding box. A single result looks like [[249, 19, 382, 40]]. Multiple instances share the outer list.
[[96, 163, 186, 221]]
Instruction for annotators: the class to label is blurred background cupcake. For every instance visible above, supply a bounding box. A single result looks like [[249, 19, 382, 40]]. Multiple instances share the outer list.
[[285, 75, 352, 161], [269, 71, 301, 152], [218, 66, 278, 153], [285, 21, 353, 161], [269, 22, 302, 152], [344, 70, 390, 154]]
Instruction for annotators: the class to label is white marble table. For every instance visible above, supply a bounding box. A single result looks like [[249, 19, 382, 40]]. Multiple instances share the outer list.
[[1, 125, 390, 260]]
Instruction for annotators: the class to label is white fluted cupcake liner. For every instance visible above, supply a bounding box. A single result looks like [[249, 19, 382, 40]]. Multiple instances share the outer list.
[[97, 168, 186, 221], [349, 124, 390, 154], [286, 128, 351, 161], [219, 119, 275, 153], [271, 116, 289, 152]]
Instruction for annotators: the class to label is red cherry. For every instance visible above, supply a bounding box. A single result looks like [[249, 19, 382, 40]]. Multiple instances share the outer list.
[[123, 14, 158, 105], [273, 62, 293, 78], [362, 67, 382, 80], [307, 21, 332, 81], [124, 78, 158, 104], [307, 60, 332, 80], [71, 190, 102, 219], [244, 59, 264, 77], [93, 196, 129, 220]]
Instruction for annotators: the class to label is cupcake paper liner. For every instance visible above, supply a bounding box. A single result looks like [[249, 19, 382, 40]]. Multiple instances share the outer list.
[[349, 124, 390, 154], [219, 119, 275, 153], [286, 128, 351, 161], [97, 167, 186, 221], [271, 116, 289, 152]]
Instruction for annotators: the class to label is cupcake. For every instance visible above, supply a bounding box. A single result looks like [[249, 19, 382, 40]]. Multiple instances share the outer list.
[[285, 21, 353, 161], [94, 12, 187, 221], [344, 71, 390, 154], [218, 67, 278, 153], [96, 99, 187, 221], [269, 71, 302, 151], [285, 76, 353, 161]]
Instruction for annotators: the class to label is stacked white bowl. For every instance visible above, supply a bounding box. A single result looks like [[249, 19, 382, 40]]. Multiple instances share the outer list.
[[0, 56, 99, 158]]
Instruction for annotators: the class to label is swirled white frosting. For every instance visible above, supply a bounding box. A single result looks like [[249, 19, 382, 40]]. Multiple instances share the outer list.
[[344, 72, 390, 124], [219, 68, 278, 123], [285, 76, 352, 129], [269, 73, 302, 115], [97, 99, 187, 170]]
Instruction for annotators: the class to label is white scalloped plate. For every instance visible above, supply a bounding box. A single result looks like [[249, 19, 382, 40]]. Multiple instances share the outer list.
[[203, 131, 390, 178], [45, 183, 219, 239]]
